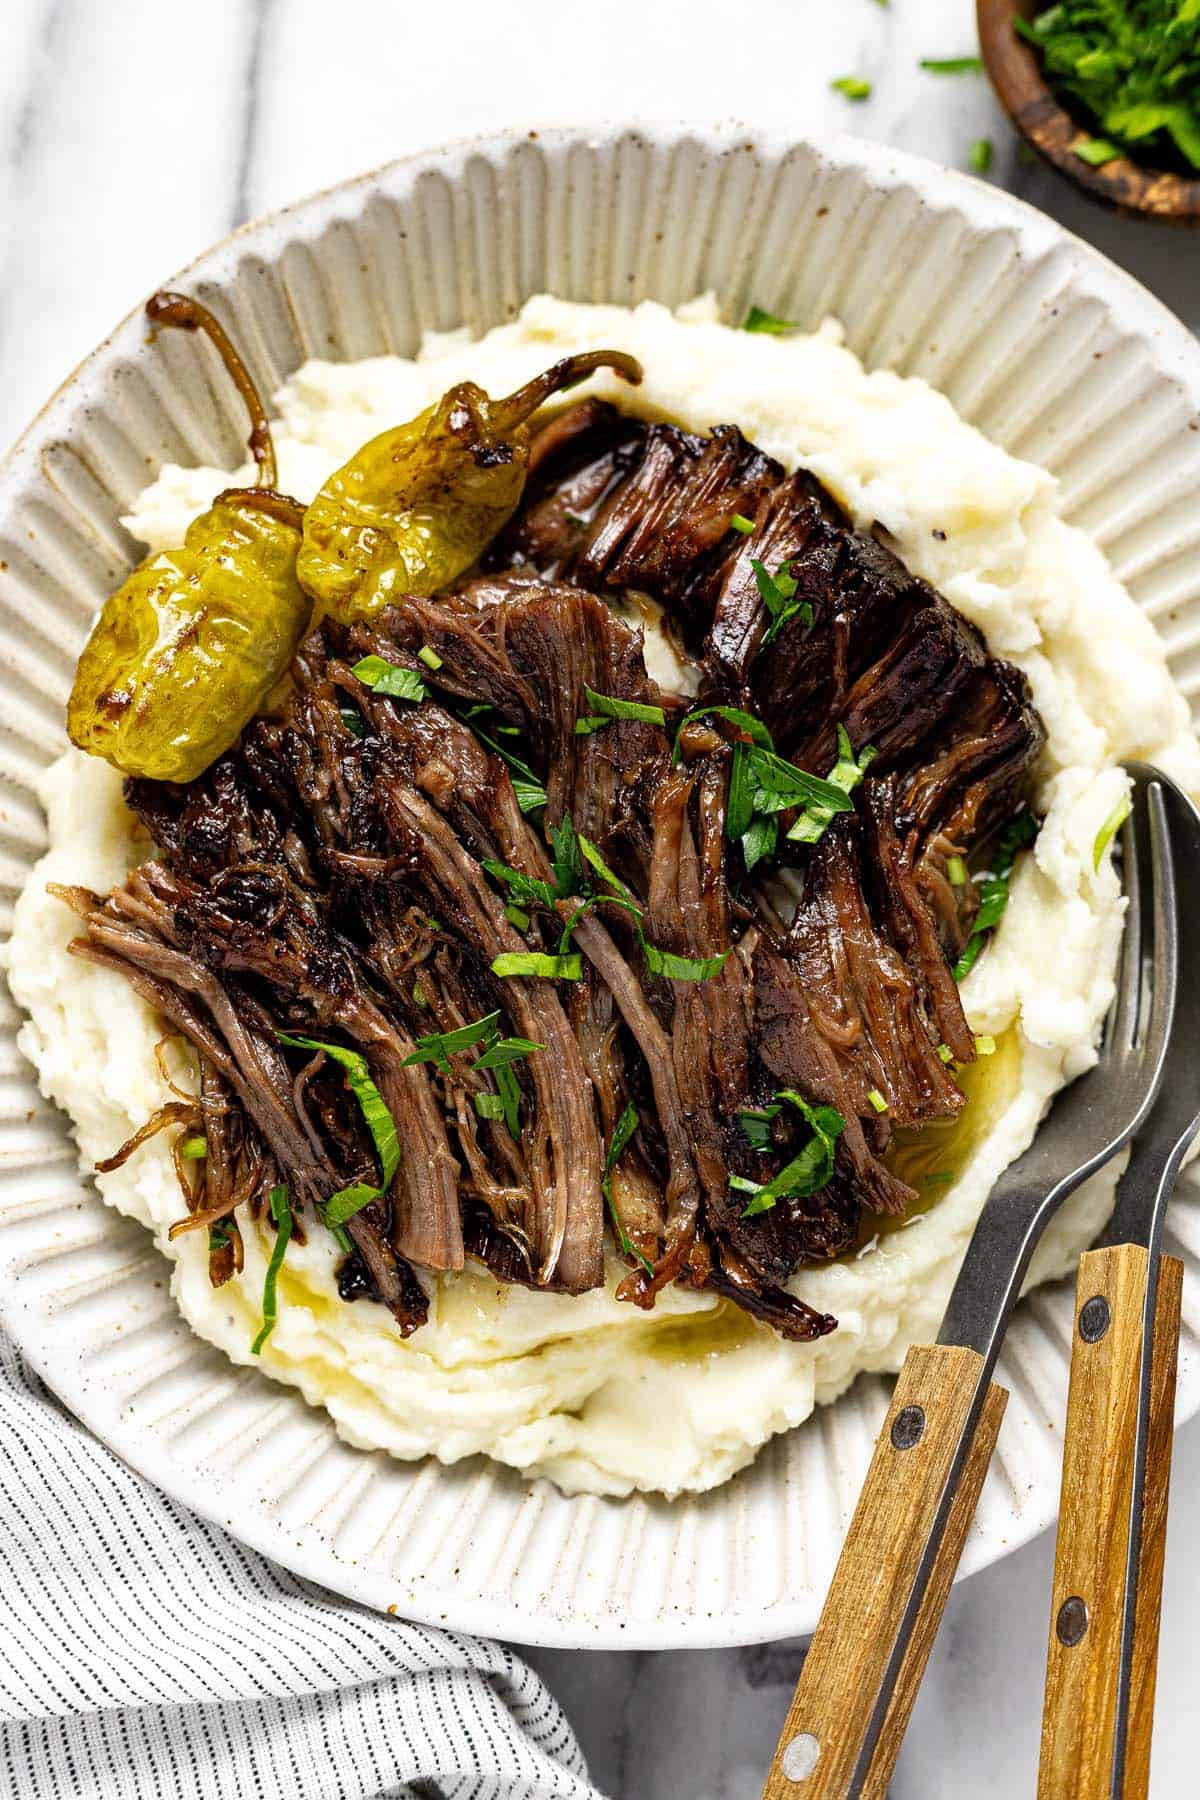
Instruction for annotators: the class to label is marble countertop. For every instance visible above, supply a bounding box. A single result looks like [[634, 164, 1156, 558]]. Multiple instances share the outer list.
[[3, 2, 1198, 1795]]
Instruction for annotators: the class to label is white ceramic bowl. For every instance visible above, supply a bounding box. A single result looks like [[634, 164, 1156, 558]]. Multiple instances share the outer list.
[[2, 124, 1198, 1650]]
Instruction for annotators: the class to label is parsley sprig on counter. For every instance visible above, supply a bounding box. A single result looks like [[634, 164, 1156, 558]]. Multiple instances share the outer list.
[[1016, 1, 1200, 172]]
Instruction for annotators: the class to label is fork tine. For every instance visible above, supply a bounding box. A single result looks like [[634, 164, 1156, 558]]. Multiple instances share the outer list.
[[1139, 780, 1179, 1063], [1110, 790, 1144, 1054]]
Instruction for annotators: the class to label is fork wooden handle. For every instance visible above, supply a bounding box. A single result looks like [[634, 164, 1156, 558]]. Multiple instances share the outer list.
[[762, 1343, 1007, 1800], [1038, 1244, 1183, 1800]]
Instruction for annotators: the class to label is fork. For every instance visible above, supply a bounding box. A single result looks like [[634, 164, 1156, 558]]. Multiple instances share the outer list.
[[762, 767, 1178, 1800], [1039, 765, 1200, 1800]]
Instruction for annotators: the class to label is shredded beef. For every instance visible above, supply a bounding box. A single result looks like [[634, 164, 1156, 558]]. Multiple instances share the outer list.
[[70, 393, 1045, 1347]]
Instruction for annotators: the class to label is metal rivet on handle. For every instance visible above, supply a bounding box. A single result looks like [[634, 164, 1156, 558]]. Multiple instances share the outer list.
[[891, 1404, 926, 1450], [1079, 1295, 1111, 1343], [1056, 1596, 1089, 1646], [781, 1733, 821, 1782]]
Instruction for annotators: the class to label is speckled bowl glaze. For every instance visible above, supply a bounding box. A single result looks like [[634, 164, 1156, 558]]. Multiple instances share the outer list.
[[2, 123, 1199, 1649]]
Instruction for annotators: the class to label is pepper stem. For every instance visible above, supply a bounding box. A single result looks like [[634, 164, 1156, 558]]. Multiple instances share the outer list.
[[146, 291, 279, 490], [488, 350, 643, 437]]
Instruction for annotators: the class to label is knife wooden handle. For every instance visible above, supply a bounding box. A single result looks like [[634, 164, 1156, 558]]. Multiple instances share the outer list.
[[1038, 1244, 1183, 1800], [762, 1342, 1007, 1800]]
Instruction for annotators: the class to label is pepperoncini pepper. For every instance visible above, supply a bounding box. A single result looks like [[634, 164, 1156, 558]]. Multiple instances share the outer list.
[[67, 292, 311, 784], [296, 349, 643, 623]]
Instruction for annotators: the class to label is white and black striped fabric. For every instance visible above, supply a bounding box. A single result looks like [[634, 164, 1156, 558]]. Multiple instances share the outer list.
[[0, 1333, 602, 1799]]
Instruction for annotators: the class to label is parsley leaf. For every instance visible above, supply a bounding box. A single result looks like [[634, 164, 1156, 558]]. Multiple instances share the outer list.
[[786, 725, 877, 844], [251, 1184, 293, 1354], [1093, 792, 1132, 872], [920, 56, 984, 74], [751, 557, 813, 646], [953, 808, 1039, 981], [278, 1034, 402, 1228], [744, 306, 800, 335], [602, 1104, 655, 1277], [737, 1092, 845, 1216], [352, 655, 428, 702], [492, 951, 584, 980], [550, 811, 585, 899], [575, 684, 667, 736]]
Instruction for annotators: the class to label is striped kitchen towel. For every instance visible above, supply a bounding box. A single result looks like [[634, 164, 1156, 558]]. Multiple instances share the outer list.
[[0, 1332, 602, 1800]]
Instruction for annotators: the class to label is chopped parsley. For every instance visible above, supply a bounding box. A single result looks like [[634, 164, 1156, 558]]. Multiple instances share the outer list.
[[745, 746, 859, 819], [920, 55, 984, 74], [482, 860, 557, 911], [673, 704, 862, 870], [251, 1184, 293, 1354], [339, 704, 365, 738], [574, 684, 666, 736], [278, 1033, 401, 1227], [1093, 792, 1132, 871], [737, 1092, 845, 1217], [352, 655, 428, 703], [953, 808, 1039, 982], [400, 1012, 503, 1073], [739, 1105, 781, 1152], [1075, 139, 1124, 165], [743, 306, 801, 335], [641, 942, 730, 982], [786, 726, 877, 845], [751, 557, 813, 646], [401, 1009, 541, 1139], [458, 709, 548, 814], [550, 811, 585, 899], [832, 75, 873, 100], [578, 832, 635, 898], [1016, 2, 1200, 173], [491, 950, 584, 981], [602, 1104, 655, 1277]]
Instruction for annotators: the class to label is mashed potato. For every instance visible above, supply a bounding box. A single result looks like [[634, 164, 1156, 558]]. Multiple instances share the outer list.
[[8, 295, 1200, 1498]]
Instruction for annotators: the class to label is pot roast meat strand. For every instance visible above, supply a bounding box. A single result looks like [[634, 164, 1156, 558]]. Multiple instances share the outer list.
[[495, 583, 671, 857], [860, 777, 980, 1064], [894, 659, 1046, 958], [577, 424, 780, 618], [753, 829, 968, 1214], [165, 857, 466, 1275], [490, 407, 782, 628], [642, 759, 849, 1296], [489, 399, 645, 578], [260, 641, 608, 1291], [364, 750, 604, 1293], [706, 1250, 838, 1343], [784, 593, 987, 781], [564, 907, 702, 1297], [346, 613, 670, 1274], [68, 887, 431, 1327]]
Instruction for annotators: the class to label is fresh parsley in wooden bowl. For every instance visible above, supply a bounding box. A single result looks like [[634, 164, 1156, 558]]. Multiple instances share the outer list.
[[977, 0, 1200, 223]]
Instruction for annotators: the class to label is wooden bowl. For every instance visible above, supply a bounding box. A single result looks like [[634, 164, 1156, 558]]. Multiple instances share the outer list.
[[977, 0, 1200, 224]]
